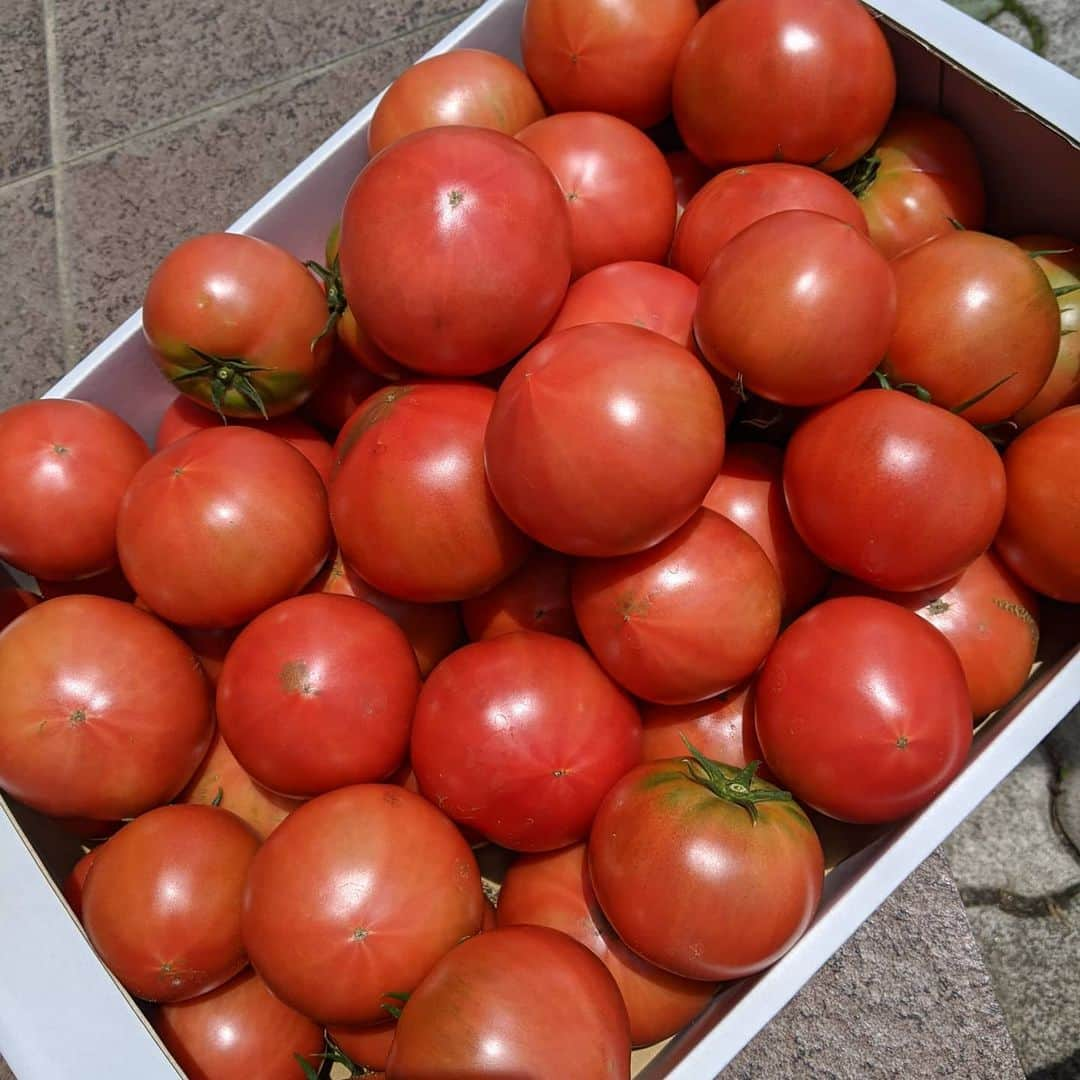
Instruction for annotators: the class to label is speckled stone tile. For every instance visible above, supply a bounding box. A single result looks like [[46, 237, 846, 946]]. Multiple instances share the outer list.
[[0, 0, 51, 181], [54, 0, 475, 157]]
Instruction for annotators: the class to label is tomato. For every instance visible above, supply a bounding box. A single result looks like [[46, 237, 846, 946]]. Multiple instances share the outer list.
[[703, 442, 829, 618], [517, 112, 677, 278], [756, 597, 973, 822], [995, 406, 1080, 602], [61, 846, 100, 921], [589, 752, 823, 979], [217, 594, 419, 797], [485, 323, 725, 557], [546, 261, 698, 350], [696, 210, 895, 406], [639, 682, 763, 768], [882, 231, 1060, 425], [1012, 235, 1080, 428], [671, 163, 867, 283], [665, 150, 712, 218], [784, 390, 1006, 592], [0, 596, 212, 819], [385, 925, 631, 1078], [153, 968, 323, 1080], [301, 341, 388, 433], [369, 49, 545, 155], [572, 509, 780, 704], [118, 427, 331, 629], [390, 759, 487, 850], [36, 565, 135, 603], [461, 548, 576, 642], [330, 384, 530, 602], [828, 552, 1039, 718], [497, 844, 716, 1045], [174, 625, 237, 688], [328, 1022, 396, 1072], [242, 784, 485, 1026], [0, 586, 37, 630], [0, 399, 149, 581], [339, 127, 572, 376], [410, 632, 641, 851], [521, 0, 699, 129], [840, 109, 986, 260], [82, 804, 258, 1001]]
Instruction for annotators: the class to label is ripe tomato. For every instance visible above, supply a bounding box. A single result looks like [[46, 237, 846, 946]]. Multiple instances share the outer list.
[[497, 843, 716, 1045], [485, 323, 725, 557], [242, 785, 485, 1026], [0, 586, 37, 630], [369, 49, 545, 155], [61, 846, 100, 921], [301, 341, 387, 433], [328, 1021, 396, 1072], [673, 0, 894, 171], [995, 406, 1080, 602], [521, 0, 699, 129], [410, 632, 641, 852], [639, 682, 763, 768], [82, 804, 259, 1002], [784, 390, 1006, 592], [153, 969, 323, 1080], [330, 383, 530, 602], [665, 150, 712, 218], [573, 509, 780, 704], [0, 596, 212, 819], [589, 752, 823, 979], [217, 594, 420, 797], [756, 597, 973, 822], [671, 162, 867, 283], [517, 112, 677, 278], [143, 233, 331, 418], [339, 126, 572, 375], [118, 427, 331, 629], [0, 399, 149, 581], [385, 925, 631, 1078]]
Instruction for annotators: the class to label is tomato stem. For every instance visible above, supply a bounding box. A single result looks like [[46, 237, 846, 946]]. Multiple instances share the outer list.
[[836, 152, 880, 199], [305, 256, 348, 349], [951, 371, 1016, 415], [171, 348, 272, 420], [680, 737, 793, 823], [872, 369, 932, 403]]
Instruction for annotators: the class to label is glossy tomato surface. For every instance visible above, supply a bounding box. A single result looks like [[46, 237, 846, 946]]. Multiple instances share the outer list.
[[639, 682, 763, 768]]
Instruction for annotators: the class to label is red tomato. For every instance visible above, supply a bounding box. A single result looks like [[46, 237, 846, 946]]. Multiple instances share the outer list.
[[485, 323, 725, 557], [517, 112, 677, 278], [0, 399, 149, 581], [330, 384, 530, 602], [783, 390, 1007, 592], [756, 597, 973, 823], [589, 753, 823, 979], [390, 759, 486, 850], [521, 0, 699, 129], [639, 682, 763, 768], [153, 969, 323, 1080], [385, 926, 631, 1078], [61, 846, 100, 921], [882, 231, 1060, 425], [36, 565, 134, 603], [0, 596, 212, 819], [703, 442, 829, 617], [0, 586, 37, 630], [410, 632, 642, 852], [370, 49, 545, 155], [117, 427, 331, 629], [671, 163, 867, 283], [329, 1021, 396, 1072], [82, 804, 259, 1002], [301, 342, 388, 433], [143, 233, 332, 418], [665, 150, 712, 218], [995, 406, 1080, 602], [217, 594, 419, 797], [242, 785, 485, 1026], [547, 261, 698, 349], [461, 548, 576, 642], [572, 509, 780, 704], [497, 843, 716, 1045], [339, 126, 572, 375]]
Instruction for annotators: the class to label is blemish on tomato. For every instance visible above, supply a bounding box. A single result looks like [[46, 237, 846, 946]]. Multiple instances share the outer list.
[[896, 735, 909, 749], [279, 660, 316, 695]]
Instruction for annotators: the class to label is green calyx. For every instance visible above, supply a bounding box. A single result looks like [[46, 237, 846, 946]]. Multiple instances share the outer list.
[[171, 347, 271, 419], [680, 737, 793, 823], [836, 152, 881, 199], [873, 368, 932, 402], [305, 255, 347, 348]]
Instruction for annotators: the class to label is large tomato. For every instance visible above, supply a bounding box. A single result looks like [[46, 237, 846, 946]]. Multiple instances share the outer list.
[[784, 390, 1006, 592], [639, 682, 763, 768], [385, 926, 631, 1078], [695, 210, 895, 406], [673, 0, 895, 171], [330, 384, 530, 602], [589, 752, 823, 980], [82, 804, 259, 1002], [755, 597, 973, 822], [339, 126, 572, 375], [410, 632, 642, 851], [485, 323, 725, 557], [142, 233, 331, 418], [301, 341, 387, 433], [0, 596, 212, 819], [0, 399, 149, 581], [117, 427, 331, 629], [517, 112, 677, 278], [241, 785, 485, 1026]]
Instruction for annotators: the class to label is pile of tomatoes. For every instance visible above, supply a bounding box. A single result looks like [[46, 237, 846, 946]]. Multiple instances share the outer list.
[[0, 0, 1078, 1077]]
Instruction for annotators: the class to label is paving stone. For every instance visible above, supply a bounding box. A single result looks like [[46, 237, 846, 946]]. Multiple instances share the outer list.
[[0, 0, 51, 182]]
